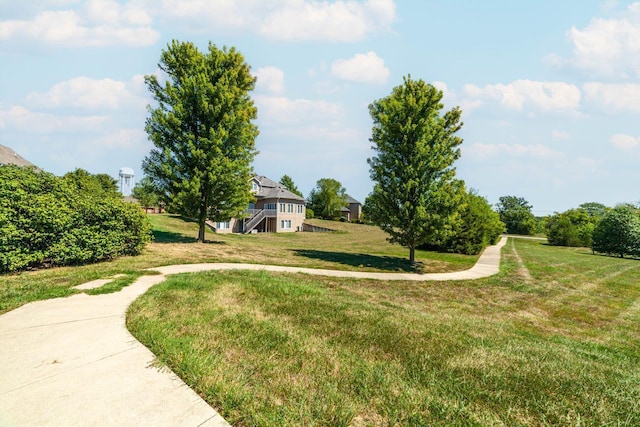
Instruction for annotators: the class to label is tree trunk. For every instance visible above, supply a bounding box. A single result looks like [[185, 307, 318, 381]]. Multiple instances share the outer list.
[[409, 246, 415, 264], [198, 217, 206, 243]]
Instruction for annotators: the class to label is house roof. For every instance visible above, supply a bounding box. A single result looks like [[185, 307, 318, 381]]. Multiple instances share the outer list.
[[253, 175, 305, 201], [0, 144, 36, 168], [345, 194, 361, 205]]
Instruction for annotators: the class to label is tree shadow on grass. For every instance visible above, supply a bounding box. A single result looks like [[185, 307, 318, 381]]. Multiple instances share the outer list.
[[152, 230, 225, 245], [292, 249, 420, 273]]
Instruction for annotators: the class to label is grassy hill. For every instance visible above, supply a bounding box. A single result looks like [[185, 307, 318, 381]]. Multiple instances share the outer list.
[[128, 237, 640, 426]]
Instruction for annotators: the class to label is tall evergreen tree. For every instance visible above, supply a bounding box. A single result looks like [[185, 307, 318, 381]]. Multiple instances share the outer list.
[[365, 76, 464, 262], [279, 174, 303, 197], [143, 40, 258, 242]]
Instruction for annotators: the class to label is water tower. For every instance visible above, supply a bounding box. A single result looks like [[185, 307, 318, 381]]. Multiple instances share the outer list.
[[119, 167, 135, 196]]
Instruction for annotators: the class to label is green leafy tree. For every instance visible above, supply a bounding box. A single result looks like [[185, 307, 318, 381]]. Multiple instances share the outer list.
[[364, 75, 464, 262], [546, 208, 598, 247], [496, 196, 537, 235], [579, 202, 609, 219], [307, 178, 347, 219], [424, 189, 505, 255], [279, 174, 303, 197], [592, 204, 640, 258], [132, 177, 162, 210], [63, 169, 120, 198], [143, 40, 258, 242]]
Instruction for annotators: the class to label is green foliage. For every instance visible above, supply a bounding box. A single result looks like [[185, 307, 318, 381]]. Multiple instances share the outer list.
[[579, 202, 609, 218], [424, 189, 505, 255], [143, 40, 258, 242], [546, 208, 599, 247], [305, 208, 314, 219], [592, 204, 640, 258], [132, 176, 162, 209], [0, 166, 152, 273], [279, 174, 303, 197], [63, 168, 120, 199], [496, 195, 537, 235], [307, 178, 347, 219], [365, 75, 464, 262]]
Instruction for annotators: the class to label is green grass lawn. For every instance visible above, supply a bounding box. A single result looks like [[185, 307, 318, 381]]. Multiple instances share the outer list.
[[127, 238, 640, 426], [0, 215, 475, 314]]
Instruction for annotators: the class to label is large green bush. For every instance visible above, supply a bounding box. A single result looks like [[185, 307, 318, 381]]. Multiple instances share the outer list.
[[546, 208, 597, 247], [0, 166, 152, 273], [592, 204, 640, 258], [420, 189, 505, 255]]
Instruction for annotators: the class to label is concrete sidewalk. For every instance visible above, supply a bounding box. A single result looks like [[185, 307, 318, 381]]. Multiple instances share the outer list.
[[151, 236, 507, 280], [0, 275, 229, 427], [0, 237, 506, 426]]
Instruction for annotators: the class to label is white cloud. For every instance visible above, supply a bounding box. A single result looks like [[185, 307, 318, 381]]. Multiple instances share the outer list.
[[160, 0, 396, 42], [583, 82, 640, 113], [466, 143, 565, 160], [255, 95, 342, 125], [610, 134, 640, 150], [260, 0, 395, 42], [0, 105, 106, 133], [561, 2, 640, 77], [331, 51, 390, 83], [0, 0, 159, 47], [463, 80, 581, 113], [26, 76, 148, 110], [254, 67, 285, 94], [94, 128, 149, 149]]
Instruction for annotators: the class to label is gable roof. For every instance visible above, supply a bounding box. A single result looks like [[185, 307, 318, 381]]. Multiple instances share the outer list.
[[253, 175, 305, 201], [345, 194, 361, 205], [0, 144, 36, 168]]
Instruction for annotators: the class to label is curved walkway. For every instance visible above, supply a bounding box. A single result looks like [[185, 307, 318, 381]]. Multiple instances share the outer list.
[[0, 237, 507, 426]]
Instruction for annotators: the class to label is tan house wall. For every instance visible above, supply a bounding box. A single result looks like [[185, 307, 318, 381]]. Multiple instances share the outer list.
[[274, 198, 305, 232], [212, 218, 241, 234]]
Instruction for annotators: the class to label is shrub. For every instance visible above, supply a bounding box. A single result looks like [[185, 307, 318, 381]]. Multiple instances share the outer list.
[[546, 208, 595, 247], [421, 190, 505, 255], [0, 166, 152, 273], [592, 204, 640, 258]]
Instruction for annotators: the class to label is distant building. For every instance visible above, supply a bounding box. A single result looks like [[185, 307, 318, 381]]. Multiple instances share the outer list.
[[0, 145, 37, 168], [210, 175, 306, 234], [341, 194, 362, 221]]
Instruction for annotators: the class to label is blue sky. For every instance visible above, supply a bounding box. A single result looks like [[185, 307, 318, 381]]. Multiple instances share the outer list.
[[2, 0, 640, 215]]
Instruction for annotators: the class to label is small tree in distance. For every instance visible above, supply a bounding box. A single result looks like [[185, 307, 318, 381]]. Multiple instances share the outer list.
[[592, 204, 640, 257], [307, 178, 347, 219], [496, 196, 537, 235], [132, 177, 161, 211], [279, 175, 303, 197], [365, 75, 464, 263]]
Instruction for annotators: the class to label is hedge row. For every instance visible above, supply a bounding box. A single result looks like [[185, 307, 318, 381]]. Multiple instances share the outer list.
[[0, 166, 152, 273]]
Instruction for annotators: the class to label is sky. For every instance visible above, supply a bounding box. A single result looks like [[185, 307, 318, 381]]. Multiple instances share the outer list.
[[2, 0, 640, 215]]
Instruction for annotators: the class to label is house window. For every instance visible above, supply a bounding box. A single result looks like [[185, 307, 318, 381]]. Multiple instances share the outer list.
[[281, 220, 292, 229], [266, 203, 277, 211], [252, 181, 259, 191], [279, 203, 286, 213], [288, 203, 294, 213], [216, 221, 230, 230], [297, 204, 303, 214]]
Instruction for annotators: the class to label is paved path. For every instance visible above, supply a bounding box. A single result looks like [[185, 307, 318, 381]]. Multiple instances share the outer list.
[[0, 237, 507, 426]]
